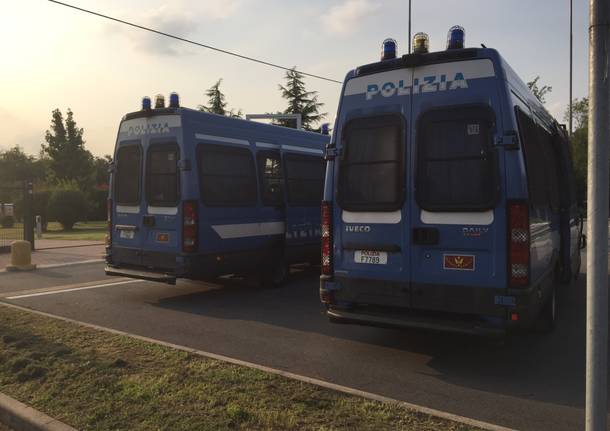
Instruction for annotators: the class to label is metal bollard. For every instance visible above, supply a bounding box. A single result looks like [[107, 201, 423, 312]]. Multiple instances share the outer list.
[[6, 240, 36, 271], [36, 215, 42, 239]]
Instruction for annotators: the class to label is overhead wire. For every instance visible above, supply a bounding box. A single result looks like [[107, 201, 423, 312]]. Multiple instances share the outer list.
[[48, 0, 343, 84]]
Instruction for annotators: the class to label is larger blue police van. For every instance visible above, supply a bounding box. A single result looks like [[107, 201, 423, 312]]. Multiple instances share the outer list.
[[105, 94, 329, 286], [319, 30, 582, 334]]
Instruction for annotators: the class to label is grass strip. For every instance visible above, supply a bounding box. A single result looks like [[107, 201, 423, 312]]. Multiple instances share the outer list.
[[41, 221, 106, 241], [0, 305, 482, 431]]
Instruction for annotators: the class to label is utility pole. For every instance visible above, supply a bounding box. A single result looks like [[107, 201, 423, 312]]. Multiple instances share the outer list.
[[586, 0, 610, 429], [408, 0, 412, 54], [568, 0, 574, 137]]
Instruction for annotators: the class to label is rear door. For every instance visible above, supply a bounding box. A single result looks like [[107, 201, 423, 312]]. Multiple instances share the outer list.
[[113, 141, 144, 266], [409, 60, 503, 314], [336, 112, 411, 306], [142, 142, 180, 269]]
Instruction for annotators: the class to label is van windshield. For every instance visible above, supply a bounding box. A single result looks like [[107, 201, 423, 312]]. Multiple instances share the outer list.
[[416, 106, 497, 211], [339, 115, 404, 211], [146, 144, 179, 206], [115, 144, 141, 205]]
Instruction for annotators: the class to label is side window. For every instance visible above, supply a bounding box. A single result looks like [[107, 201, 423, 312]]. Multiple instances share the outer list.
[[284, 153, 325, 206], [146, 144, 179, 206], [257, 152, 283, 206], [515, 108, 558, 210], [199, 145, 257, 206], [416, 106, 497, 211], [115, 144, 141, 205], [339, 115, 404, 211]]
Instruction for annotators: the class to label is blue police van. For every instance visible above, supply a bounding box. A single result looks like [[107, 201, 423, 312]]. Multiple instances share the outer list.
[[319, 29, 582, 334], [105, 94, 329, 286]]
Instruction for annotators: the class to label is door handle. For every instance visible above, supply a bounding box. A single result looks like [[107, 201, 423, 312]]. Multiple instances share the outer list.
[[412, 227, 439, 245]]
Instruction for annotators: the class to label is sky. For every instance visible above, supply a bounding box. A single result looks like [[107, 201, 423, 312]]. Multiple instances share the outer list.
[[1, 0, 589, 157]]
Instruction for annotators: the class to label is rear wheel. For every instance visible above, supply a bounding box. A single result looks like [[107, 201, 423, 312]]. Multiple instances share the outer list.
[[538, 286, 557, 333]]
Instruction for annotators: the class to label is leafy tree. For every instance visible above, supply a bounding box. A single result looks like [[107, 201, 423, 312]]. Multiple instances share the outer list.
[[276, 67, 326, 131], [42, 109, 93, 185], [48, 182, 88, 230], [527, 76, 552, 104], [93, 155, 112, 187], [564, 97, 589, 131], [0, 146, 45, 183], [199, 79, 242, 118], [564, 98, 590, 204]]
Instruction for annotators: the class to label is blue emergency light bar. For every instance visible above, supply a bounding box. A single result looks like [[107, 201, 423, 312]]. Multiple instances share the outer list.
[[142, 96, 151, 110], [381, 38, 397, 61], [169, 92, 180, 108], [447, 25, 465, 50]]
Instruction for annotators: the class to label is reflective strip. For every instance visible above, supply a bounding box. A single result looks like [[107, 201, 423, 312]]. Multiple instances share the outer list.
[[420, 210, 494, 225], [342, 210, 401, 224], [116, 205, 140, 214], [212, 222, 285, 239], [195, 133, 249, 146], [256, 142, 280, 149], [282, 145, 323, 155], [148, 206, 178, 215]]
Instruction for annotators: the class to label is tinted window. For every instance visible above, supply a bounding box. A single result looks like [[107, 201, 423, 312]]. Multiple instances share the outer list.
[[115, 144, 141, 205], [284, 154, 325, 206], [146, 144, 179, 206], [258, 152, 283, 206], [417, 106, 497, 211], [339, 115, 404, 211], [199, 145, 257, 206], [516, 108, 561, 210]]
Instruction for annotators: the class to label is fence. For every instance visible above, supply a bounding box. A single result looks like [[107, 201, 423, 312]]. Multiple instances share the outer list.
[[0, 181, 34, 253]]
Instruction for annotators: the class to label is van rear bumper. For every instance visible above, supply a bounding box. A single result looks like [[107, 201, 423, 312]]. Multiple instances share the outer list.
[[105, 265, 177, 285]]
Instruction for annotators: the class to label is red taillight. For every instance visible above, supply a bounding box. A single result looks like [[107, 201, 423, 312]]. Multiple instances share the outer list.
[[106, 199, 112, 246], [508, 201, 529, 287], [321, 201, 333, 275], [182, 201, 198, 253]]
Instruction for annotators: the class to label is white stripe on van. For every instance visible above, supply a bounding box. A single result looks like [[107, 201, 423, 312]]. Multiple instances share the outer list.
[[116, 205, 140, 214], [281, 145, 323, 155], [420, 210, 494, 226], [148, 206, 178, 216], [342, 210, 401, 224], [256, 142, 280, 149], [212, 222, 285, 239], [195, 133, 250, 146]]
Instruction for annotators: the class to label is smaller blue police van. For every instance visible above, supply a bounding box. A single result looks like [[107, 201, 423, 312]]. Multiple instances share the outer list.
[[105, 94, 329, 286], [319, 29, 582, 334]]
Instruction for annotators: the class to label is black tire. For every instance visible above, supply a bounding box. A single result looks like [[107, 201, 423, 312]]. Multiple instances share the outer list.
[[258, 257, 289, 288], [537, 286, 557, 333]]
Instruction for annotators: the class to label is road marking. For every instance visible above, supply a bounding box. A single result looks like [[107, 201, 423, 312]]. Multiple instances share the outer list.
[[0, 259, 104, 274], [5, 279, 142, 300], [0, 301, 515, 431]]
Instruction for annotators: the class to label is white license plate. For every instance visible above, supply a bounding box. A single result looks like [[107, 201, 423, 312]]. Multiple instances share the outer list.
[[119, 230, 135, 239], [354, 250, 387, 265]]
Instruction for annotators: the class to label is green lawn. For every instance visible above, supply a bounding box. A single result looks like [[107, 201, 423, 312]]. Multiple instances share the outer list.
[[0, 305, 481, 431], [42, 221, 106, 241]]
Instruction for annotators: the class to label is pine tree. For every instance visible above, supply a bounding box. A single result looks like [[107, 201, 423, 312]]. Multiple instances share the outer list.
[[42, 108, 93, 185], [527, 76, 552, 104], [199, 79, 242, 117], [276, 67, 326, 131]]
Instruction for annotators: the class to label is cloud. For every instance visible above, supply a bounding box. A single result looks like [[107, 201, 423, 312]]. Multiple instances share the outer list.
[[199, 0, 241, 20], [132, 6, 199, 56], [321, 0, 381, 36]]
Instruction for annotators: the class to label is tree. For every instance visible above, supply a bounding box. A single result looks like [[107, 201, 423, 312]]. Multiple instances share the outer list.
[[93, 155, 112, 187], [564, 98, 589, 204], [199, 79, 242, 117], [0, 146, 45, 184], [42, 108, 93, 185], [276, 67, 326, 131], [48, 182, 88, 230], [564, 97, 589, 130], [527, 76, 552, 104]]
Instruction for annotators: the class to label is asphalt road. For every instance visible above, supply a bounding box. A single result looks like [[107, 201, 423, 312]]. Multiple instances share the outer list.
[[0, 256, 607, 431]]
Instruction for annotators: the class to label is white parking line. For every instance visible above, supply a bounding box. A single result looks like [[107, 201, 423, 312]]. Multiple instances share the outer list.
[[5, 279, 142, 300]]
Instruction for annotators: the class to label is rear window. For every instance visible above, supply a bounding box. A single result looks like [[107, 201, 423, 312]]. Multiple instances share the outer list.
[[416, 106, 497, 211], [198, 145, 257, 206], [115, 144, 141, 205], [146, 144, 179, 206], [339, 115, 404, 211], [284, 154, 325, 206]]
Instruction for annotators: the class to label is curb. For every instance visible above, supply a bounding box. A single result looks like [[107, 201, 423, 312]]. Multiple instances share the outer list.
[[0, 301, 515, 431], [0, 259, 104, 275], [0, 392, 77, 431]]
